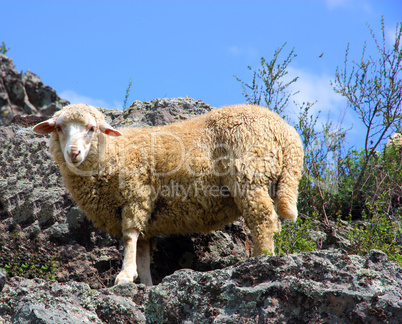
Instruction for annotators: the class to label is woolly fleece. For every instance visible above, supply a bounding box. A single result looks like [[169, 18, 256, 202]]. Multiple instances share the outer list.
[[44, 103, 303, 255]]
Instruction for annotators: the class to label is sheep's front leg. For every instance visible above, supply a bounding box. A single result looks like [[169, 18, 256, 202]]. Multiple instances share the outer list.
[[115, 228, 140, 285]]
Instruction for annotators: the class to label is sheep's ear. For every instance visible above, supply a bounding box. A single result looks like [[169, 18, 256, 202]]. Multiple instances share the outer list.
[[99, 121, 123, 137], [33, 119, 56, 135]]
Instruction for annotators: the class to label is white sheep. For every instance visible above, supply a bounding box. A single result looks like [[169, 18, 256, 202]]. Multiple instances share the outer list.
[[33, 103, 304, 286]]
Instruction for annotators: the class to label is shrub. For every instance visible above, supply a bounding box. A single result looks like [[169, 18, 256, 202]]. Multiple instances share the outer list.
[[0, 42, 9, 54], [235, 17, 402, 265]]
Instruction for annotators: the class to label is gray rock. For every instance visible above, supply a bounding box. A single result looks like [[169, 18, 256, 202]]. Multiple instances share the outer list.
[[97, 96, 213, 128], [66, 206, 86, 230], [1, 250, 401, 323], [0, 125, 68, 227], [0, 54, 69, 125], [0, 268, 6, 292], [23, 100, 35, 114], [1, 277, 145, 323], [24, 220, 41, 238], [12, 302, 101, 324], [145, 249, 402, 323], [43, 222, 70, 242], [0, 122, 121, 288]]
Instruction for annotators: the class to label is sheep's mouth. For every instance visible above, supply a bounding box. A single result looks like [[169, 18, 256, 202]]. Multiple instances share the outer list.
[[66, 157, 84, 167], [64, 158, 101, 177]]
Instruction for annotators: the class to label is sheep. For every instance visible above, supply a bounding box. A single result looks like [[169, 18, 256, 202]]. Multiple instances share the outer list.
[[32, 103, 304, 286]]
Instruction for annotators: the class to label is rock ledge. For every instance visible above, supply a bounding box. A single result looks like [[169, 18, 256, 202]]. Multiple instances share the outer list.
[[1, 249, 401, 323]]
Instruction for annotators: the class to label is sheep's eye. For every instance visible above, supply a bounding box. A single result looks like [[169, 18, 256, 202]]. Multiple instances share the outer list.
[[88, 126, 95, 132], [55, 125, 62, 132]]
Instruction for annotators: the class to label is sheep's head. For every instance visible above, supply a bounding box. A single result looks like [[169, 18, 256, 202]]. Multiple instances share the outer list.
[[33, 104, 122, 168]]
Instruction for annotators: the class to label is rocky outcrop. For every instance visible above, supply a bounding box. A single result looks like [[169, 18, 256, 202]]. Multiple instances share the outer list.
[[0, 54, 69, 125], [99, 96, 214, 127], [1, 249, 401, 323]]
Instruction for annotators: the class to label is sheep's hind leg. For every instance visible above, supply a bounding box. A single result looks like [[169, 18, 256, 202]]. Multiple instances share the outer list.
[[235, 187, 280, 256], [137, 239, 153, 286], [115, 228, 140, 285]]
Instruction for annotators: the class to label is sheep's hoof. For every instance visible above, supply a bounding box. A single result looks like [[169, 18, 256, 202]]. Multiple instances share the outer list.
[[115, 277, 132, 285], [114, 272, 137, 285]]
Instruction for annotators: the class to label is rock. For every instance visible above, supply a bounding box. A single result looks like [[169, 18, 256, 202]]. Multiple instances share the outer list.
[[0, 121, 121, 288], [24, 220, 41, 238], [0, 269, 6, 292], [0, 54, 69, 125], [1, 278, 145, 323], [145, 249, 402, 323], [99, 96, 213, 128], [66, 206, 86, 231], [43, 222, 70, 243], [150, 221, 252, 284], [1, 250, 401, 323]]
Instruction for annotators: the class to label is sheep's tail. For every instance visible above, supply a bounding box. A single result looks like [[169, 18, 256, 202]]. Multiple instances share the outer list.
[[274, 141, 303, 222]]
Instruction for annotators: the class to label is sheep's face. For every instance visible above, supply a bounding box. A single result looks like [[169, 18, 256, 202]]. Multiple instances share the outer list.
[[56, 114, 99, 167], [33, 106, 123, 168]]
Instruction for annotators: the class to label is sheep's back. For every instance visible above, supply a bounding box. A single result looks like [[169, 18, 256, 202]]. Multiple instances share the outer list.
[[70, 105, 301, 238]]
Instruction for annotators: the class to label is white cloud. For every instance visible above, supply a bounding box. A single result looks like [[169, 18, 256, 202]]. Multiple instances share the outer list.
[[283, 67, 366, 147], [228, 46, 242, 56], [286, 67, 346, 117], [325, 0, 372, 13], [290, 67, 381, 149], [386, 26, 397, 46], [59, 90, 122, 110], [227, 45, 259, 58]]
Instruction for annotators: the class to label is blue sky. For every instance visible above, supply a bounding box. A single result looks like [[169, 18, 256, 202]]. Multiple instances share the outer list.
[[1, 0, 401, 147]]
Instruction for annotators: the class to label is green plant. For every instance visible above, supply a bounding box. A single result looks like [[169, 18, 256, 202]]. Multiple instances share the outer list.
[[0, 42, 9, 54], [234, 42, 299, 116], [274, 216, 318, 255], [3, 255, 56, 280], [237, 18, 402, 264], [337, 145, 402, 218], [123, 78, 133, 111], [330, 145, 402, 265], [294, 101, 347, 225], [347, 208, 402, 265], [332, 17, 402, 213]]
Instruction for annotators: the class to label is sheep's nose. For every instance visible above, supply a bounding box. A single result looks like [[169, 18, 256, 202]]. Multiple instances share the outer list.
[[70, 151, 81, 162]]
